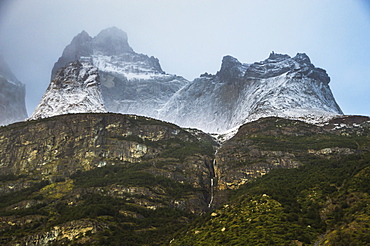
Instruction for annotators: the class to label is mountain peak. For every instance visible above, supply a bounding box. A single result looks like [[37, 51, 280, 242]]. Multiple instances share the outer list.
[[291, 53, 330, 84], [0, 55, 20, 84], [266, 51, 291, 62], [52, 27, 135, 78], [217, 55, 248, 81], [93, 27, 134, 55], [53, 31, 93, 78], [0, 56, 28, 125], [96, 26, 126, 37], [30, 61, 106, 120], [160, 52, 342, 133], [293, 53, 311, 64], [221, 55, 241, 68], [70, 30, 92, 45]]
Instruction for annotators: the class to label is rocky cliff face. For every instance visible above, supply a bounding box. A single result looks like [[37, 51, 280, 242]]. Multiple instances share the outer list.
[[0, 113, 218, 244], [52, 27, 189, 119], [213, 116, 369, 192], [1, 113, 216, 188], [170, 115, 370, 246], [159, 53, 343, 133], [0, 113, 368, 245], [29, 61, 106, 120], [0, 56, 27, 125], [0, 113, 217, 209]]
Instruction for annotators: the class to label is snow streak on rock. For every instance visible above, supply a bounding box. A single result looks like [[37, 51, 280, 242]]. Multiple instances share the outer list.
[[29, 61, 106, 120], [52, 28, 343, 134], [159, 53, 343, 133], [52, 27, 189, 119]]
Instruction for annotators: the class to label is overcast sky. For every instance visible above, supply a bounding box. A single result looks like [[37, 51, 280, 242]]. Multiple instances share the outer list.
[[0, 0, 369, 116]]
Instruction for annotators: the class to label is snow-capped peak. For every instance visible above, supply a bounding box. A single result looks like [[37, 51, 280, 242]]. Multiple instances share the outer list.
[[216, 55, 249, 82], [158, 52, 343, 133], [51, 28, 343, 135], [52, 28, 189, 120], [29, 61, 106, 120]]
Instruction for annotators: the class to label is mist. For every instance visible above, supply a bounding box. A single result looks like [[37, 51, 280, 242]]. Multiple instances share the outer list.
[[0, 0, 369, 116]]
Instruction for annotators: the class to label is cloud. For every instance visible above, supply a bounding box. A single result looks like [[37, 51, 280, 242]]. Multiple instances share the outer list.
[[0, 0, 369, 116]]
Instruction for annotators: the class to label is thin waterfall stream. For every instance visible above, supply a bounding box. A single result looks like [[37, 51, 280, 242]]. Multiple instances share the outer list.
[[208, 149, 218, 208]]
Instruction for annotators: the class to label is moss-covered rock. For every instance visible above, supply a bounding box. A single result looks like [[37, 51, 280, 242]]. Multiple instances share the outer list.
[[0, 113, 218, 245]]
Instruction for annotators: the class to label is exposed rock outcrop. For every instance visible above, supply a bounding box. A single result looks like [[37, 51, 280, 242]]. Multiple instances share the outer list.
[[52, 28, 343, 134], [0, 114, 368, 245], [0, 113, 218, 213], [0, 56, 27, 125], [52, 27, 189, 119], [159, 52, 343, 133], [213, 116, 369, 192], [29, 61, 106, 120]]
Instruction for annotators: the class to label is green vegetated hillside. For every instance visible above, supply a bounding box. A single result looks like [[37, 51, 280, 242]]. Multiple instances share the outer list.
[[0, 113, 369, 245], [171, 116, 370, 245], [0, 113, 218, 245]]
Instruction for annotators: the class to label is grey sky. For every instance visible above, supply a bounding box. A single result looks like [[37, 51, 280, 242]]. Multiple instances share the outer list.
[[0, 0, 369, 116]]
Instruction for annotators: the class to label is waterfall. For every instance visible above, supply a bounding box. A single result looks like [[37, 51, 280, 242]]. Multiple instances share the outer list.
[[208, 149, 218, 208]]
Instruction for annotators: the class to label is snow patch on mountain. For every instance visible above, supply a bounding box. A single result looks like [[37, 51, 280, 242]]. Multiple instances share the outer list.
[[29, 61, 106, 120], [91, 54, 166, 81], [159, 53, 343, 133], [52, 28, 343, 135], [52, 27, 189, 119]]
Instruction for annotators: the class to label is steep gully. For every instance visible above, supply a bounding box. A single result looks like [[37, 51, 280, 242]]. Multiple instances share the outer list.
[[208, 148, 219, 208]]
